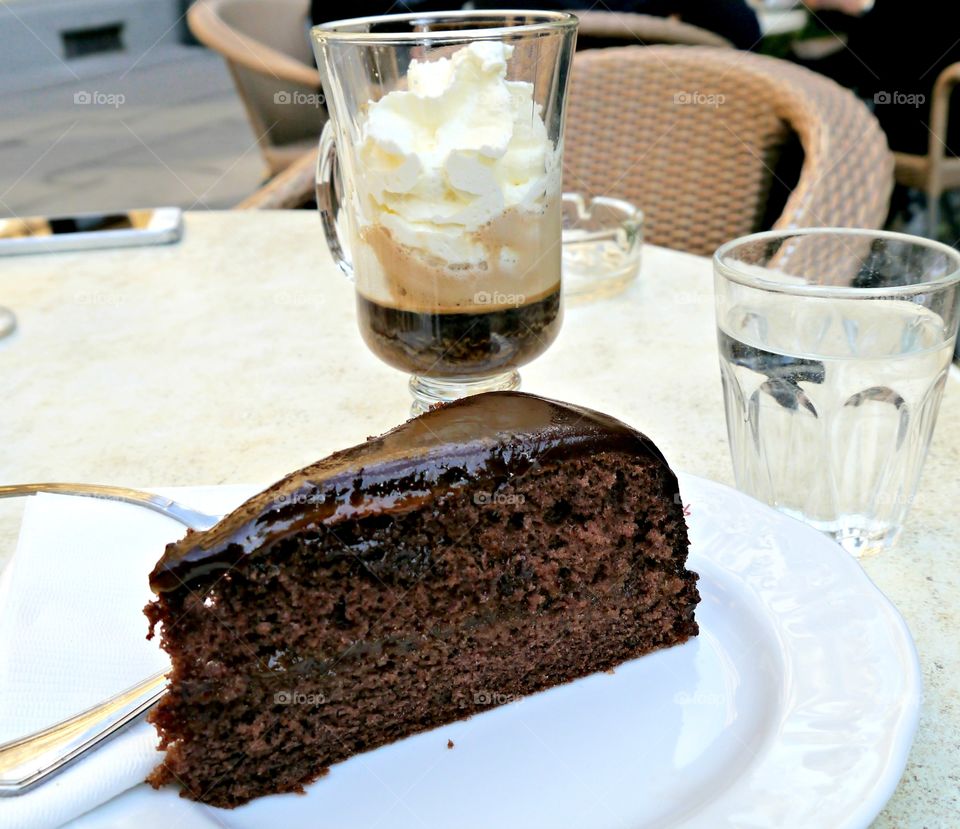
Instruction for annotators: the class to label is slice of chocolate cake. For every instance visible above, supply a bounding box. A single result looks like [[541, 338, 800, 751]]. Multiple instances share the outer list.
[[145, 392, 699, 807]]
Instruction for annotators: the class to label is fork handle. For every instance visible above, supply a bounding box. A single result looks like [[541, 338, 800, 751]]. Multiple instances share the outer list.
[[0, 671, 168, 795], [0, 481, 199, 794], [0, 483, 218, 531]]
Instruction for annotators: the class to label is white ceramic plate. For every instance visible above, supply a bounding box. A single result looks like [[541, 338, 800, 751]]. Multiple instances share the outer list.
[[69, 474, 920, 829]]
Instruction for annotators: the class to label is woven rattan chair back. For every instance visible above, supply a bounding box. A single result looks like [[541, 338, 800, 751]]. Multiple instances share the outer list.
[[574, 11, 733, 50], [563, 46, 893, 255], [188, 0, 324, 175]]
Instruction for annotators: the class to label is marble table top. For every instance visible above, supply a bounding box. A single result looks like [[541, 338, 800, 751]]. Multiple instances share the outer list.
[[1, 211, 956, 827]]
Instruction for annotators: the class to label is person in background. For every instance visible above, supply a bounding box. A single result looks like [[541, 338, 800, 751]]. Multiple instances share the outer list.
[[311, 1, 762, 51], [803, 0, 960, 156]]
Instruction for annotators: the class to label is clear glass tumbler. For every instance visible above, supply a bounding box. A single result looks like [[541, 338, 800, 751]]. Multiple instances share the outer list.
[[312, 12, 578, 414], [715, 229, 960, 558]]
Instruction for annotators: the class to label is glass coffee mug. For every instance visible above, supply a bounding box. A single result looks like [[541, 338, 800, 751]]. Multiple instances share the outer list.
[[312, 12, 578, 413]]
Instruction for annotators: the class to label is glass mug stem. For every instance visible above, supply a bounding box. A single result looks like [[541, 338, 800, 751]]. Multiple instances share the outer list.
[[409, 372, 521, 416]]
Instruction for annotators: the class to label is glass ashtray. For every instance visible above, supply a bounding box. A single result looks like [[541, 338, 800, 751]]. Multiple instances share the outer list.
[[562, 192, 642, 303]]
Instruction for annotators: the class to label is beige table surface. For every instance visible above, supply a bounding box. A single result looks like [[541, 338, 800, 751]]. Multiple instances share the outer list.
[[1, 211, 957, 827]]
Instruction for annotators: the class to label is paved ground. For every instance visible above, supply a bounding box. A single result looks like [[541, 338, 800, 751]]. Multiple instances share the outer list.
[[0, 44, 265, 219]]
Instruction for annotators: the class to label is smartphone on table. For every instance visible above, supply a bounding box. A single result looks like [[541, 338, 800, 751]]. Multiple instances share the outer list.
[[0, 208, 183, 256]]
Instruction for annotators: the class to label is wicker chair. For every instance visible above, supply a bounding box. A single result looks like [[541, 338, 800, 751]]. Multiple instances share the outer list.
[[236, 14, 732, 212], [187, 0, 324, 176], [892, 63, 960, 235], [563, 46, 893, 255], [235, 149, 316, 209], [239, 47, 894, 257], [574, 11, 733, 50]]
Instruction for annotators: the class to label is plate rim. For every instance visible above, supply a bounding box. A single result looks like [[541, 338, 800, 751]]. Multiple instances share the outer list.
[[64, 476, 923, 829], [678, 472, 922, 829]]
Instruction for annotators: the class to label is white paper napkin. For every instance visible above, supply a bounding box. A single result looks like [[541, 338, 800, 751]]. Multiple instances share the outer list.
[[0, 486, 258, 829]]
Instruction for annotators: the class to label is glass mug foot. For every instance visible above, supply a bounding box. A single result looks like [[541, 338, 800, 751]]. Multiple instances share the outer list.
[[409, 371, 521, 416]]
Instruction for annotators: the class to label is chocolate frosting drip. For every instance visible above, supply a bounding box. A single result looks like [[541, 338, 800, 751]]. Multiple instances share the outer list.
[[149, 392, 676, 593]]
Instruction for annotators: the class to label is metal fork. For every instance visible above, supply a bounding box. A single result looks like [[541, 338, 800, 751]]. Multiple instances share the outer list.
[[0, 482, 221, 795]]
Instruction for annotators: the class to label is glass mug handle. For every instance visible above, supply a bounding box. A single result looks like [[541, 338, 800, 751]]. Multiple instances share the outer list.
[[315, 121, 354, 281]]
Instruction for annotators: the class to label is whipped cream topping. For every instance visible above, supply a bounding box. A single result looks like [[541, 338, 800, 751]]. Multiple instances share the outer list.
[[356, 41, 559, 266]]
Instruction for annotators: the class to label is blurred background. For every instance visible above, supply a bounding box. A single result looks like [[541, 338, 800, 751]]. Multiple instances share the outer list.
[[1, 0, 958, 242]]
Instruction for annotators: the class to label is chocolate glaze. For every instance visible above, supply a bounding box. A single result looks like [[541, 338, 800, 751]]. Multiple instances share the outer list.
[[149, 392, 676, 593]]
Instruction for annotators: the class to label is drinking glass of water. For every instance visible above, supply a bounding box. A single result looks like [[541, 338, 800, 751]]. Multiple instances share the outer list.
[[714, 229, 960, 558]]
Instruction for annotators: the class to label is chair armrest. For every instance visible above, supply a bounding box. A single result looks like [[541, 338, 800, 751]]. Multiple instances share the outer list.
[[236, 147, 318, 209], [188, 0, 320, 89], [927, 62, 960, 159], [572, 10, 733, 48]]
